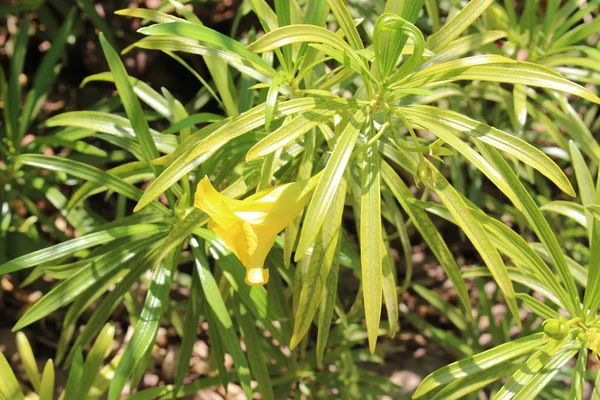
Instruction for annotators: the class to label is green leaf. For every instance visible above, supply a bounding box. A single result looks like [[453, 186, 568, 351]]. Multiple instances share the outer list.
[[290, 177, 346, 348], [569, 140, 596, 227], [0, 351, 23, 400], [16, 332, 41, 391], [246, 98, 359, 160], [360, 140, 383, 353], [316, 250, 340, 366], [16, 154, 170, 215], [414, 333, 547, 398], [516, 293, 560, 320], [593, 368, 600, 400], [380, 0, 425, 77], [66, 209, 207, 366], [44, 111, 178, 154], [109, 258, 174, 400], [161, 113, 223, 135], [380, 162, 471, 314], [540, 201, 587, 227], [19, 10, 75, 138], [14, 236, 161, 330], [401, 106, 575, 197], [430, 160, 520, 323], [185, 98, 325, 163], [133, 123, 225, 212], [404, 313, 473, 358], [38, 360, 54, 400], [493, 339, 567, 400], [67, 162, 154, 211], [5, 15, 29, 146], [422, 30, 507, 68], [426, 0, 493, 52], [172, 268, 203, 397], [431, 362, 517, 400], [585, 218, 600, 315], [248, 24, 352, 54], [398, 56, 600, 104], [114, 7, 185, 23], [99, 33, 160, 166], [127, 375, 226, 400], [81, 72, 172, 120], [79, 324, 116, 398], [0, 224, 164, 275], [235, 302, 274, 400], [138, 22, 275, 77], [62, 349, 84, 400], [296, 107, 367, 259], [513, 84, 527, 133], [512, 344, 578, 400], [413, 284, 468, 332], [569, 345, 587, 400], [327, 0, 363, 50], [190, 238, 252, 398], [381, 240, 399, 336], [477, 144, 581, 317], [375, 15, 425, 82]]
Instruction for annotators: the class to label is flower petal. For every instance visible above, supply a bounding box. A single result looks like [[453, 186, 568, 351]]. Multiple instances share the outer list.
[[245, 267, 269, 286], [194, 177, 241, 228]]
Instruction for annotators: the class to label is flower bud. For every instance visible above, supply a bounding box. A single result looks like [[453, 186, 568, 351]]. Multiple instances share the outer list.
[[543, 319, 569, 340]]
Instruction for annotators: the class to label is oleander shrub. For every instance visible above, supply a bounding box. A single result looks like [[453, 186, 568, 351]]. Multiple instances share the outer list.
[[1, 0, 600, 399]]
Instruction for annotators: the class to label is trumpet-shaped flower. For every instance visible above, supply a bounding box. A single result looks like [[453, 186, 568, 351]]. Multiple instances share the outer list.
[[194, 176, 318, 286]]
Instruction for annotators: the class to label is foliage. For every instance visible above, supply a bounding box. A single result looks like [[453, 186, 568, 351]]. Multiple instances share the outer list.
[[1, 0, 600, 398]]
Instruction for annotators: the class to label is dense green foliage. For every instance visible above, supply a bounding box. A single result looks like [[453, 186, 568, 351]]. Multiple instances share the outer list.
[[1, 0, 600, 398]]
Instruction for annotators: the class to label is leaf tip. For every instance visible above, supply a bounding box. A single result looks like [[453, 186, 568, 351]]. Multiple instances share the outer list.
[[133, 202, 145, 213]]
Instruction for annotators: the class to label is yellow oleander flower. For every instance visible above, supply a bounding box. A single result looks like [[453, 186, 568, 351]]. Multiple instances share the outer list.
[[194, 176, 318, 286]]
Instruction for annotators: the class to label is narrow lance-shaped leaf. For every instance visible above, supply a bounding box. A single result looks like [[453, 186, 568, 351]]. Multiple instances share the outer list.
[[19, 10, 76, 138], [493, 339, 568, 400], [65, 209, 207, 366], [477, 143, 581, 317], [429, 160, 520, 324], [99, 33, 160, 168], [381, 239, 399, 336], [397, 56, 600, 104], [379, 0, 425, 77], [14, 236, 159, 331], [38, 360, 54, 400], [235, 302, 274, 400], [16, 154, 170, 215], [512, 344, 579, 400], [79, 324, 116, 398], [0, 351, 23, 400], [62, 349, 84, 400], [569, 345, 588, 400], [316, 247, 340, 366], [16, 332, 41, 391], [6, 15, 29, 145], [0, 224, 165, 275], [295, 107, 367, 259], [426, 0, 494, 52], [380, 161, 471, 315], [290, 177, 346, 348], [108, 259, 174, 400], [360, 138, 383, 353], [327, 0, 363, 50], [137, 22, 275, 77], [414, 333, 548, 398], [173, 266, 203, 397], [190, 238, 253, 398]]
